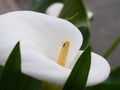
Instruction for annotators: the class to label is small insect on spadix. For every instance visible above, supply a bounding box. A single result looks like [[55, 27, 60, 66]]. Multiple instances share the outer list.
[[57, 41, 70, 67]]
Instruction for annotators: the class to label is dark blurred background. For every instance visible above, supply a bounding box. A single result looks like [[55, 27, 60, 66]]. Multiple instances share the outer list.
[[0, 0, 120, 68]]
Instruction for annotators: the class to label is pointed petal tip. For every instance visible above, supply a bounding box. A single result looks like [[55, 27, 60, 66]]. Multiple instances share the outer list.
[[87, 52, 110, 86]]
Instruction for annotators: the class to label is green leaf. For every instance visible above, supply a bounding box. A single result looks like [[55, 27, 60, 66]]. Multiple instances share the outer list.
[[79, 27, 90, 50], [0, 65, 3, 79], [0, 42, 21, 90], [106, 67, 120, 82], [20, 74, 41, 90], [59, 0, 89, 27], [0, 42, 41, 90], [63, 46, 91, 90], [86, 82, 120, 90], [32, 0, 63, 13], [103, 36, 120, 58]]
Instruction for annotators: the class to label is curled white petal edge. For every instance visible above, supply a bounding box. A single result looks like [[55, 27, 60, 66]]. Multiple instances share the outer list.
[[69, 51, 111, 86]]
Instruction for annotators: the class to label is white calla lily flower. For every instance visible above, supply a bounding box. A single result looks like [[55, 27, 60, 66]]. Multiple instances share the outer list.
[[46, 2, 93, 19], [0, 11, 110, 87]]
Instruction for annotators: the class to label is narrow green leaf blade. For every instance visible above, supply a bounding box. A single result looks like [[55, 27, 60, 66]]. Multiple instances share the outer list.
[[103, 36, 120, 58], [0, 42, 21, 90], [79, 27, 90, 50], [63, 46, 91, 90]]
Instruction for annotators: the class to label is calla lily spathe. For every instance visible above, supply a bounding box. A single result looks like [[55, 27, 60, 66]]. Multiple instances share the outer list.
[[0, 11, 110, 86], [46, 2, 93, 19]]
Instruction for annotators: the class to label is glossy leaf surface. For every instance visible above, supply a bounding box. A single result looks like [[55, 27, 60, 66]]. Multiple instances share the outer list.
[[63, 46, 91, 90]]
